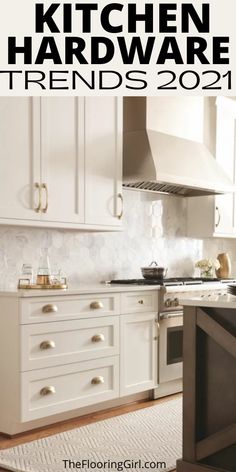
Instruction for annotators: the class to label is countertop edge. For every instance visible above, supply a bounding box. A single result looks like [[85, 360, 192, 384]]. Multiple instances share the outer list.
[[0, 284, 162, 298]]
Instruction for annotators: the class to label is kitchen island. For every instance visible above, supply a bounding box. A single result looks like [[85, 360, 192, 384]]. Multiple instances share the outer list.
[[177, 294, 236, 472]]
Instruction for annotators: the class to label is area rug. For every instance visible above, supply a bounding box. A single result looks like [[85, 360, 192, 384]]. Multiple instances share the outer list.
[[0, 397, 182, 472]]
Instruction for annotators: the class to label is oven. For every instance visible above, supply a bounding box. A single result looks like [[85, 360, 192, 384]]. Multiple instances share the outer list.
[[159, 311, 183, 384]]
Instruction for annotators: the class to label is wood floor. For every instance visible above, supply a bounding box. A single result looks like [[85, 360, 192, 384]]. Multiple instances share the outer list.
[[0, 393, 181, 472]]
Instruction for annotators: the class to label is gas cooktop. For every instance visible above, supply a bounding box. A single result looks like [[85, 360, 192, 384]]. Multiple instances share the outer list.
[[109, 277, 236, 287]]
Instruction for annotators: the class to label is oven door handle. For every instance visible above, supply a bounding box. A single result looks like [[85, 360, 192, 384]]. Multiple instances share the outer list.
[[160, 311, 183, 320]]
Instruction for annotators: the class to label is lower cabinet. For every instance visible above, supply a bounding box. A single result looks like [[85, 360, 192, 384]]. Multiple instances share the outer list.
[[120, 312, 158, 396], [0, 290, 158, 434]]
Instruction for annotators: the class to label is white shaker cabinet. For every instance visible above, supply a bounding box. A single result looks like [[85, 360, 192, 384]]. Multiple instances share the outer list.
[[187, 97, 236, 238], [120, 291, 158, 396], [120, 312, 158, 396], [0, 288, 158, 435], [0, 98, 40, 222], [0, 97, 123, 230], [39, 98, 85, 224], [84, 97, 123, 227]]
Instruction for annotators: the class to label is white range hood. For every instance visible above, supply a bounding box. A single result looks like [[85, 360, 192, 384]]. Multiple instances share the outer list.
[[123, 97, 235, 197]]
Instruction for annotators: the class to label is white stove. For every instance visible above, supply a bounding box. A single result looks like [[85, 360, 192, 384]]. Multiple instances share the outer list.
[[155, 278, 236, 399], [160, 280, 233, 312]]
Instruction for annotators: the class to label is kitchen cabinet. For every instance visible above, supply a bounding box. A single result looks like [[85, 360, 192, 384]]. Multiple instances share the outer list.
[[120, 308, 158, 397], [0, 291, 120, 434], [187, 97, 236, 238], [85, 97, 123, 227], [0, 97, 123, 230], [0, 98, 39, 221], [0, 288, 158, 435], [39, 97, 84, 224], [120, 291, 158, 396]]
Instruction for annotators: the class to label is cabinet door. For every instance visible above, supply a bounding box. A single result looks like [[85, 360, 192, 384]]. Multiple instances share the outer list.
[[40, 98, 84, 224], [120, 312, 158, 396], [0, 98, 40, 221], [214, 105, 235, 235], [85, 97, 123, 227]]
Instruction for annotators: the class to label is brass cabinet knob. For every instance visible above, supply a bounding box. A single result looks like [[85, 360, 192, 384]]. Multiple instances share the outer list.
[[91, 334, 105, 343], [90, 301, 104, 310], [138, 300, 144, 304], [40, 386, 56, 396], [42, 304, 58, 314], [40, 340, 56, 350], [91, 376, 104, 385]]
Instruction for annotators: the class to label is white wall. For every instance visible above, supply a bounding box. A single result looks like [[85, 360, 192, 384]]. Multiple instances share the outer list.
[[0, 189, 236, 289]]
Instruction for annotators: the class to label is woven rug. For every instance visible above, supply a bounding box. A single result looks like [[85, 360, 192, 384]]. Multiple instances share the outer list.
[[0, 397, 182, 472]]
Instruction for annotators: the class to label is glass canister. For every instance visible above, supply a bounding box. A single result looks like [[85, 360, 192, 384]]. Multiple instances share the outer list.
[[37, 248, 52, 285]]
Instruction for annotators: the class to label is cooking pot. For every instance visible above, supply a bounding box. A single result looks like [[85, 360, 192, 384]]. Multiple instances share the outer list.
[[141, 261, 168, 280]]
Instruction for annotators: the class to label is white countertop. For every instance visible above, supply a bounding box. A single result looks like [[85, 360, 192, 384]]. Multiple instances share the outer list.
[[181, 294, 236, 309], [0, 283, 161, 298]]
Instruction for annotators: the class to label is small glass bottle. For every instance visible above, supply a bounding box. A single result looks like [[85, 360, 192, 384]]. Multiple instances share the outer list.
[[37, 248, 51, 285]]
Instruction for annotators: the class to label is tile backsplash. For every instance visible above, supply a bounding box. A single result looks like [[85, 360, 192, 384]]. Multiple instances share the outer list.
[[0, 189, 236, 289]]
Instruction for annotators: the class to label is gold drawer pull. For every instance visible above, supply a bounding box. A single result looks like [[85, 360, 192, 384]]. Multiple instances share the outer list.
[[138, 300, 144, 304], [42, 304, 58, 314], [91, 334, 105, 343], [91, 376, 104, 385], [40, 386, 56, 396], [90, 301, 104, 310], [40, 340, 56, 350]]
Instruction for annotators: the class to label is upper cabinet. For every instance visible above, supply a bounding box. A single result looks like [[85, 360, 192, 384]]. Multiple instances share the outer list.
[[0, 98, 39, 221], [187, 97, 236, 238], [84, 97, 123, 227], [40, 97, 85, 225], [0, 97, 123, 231]]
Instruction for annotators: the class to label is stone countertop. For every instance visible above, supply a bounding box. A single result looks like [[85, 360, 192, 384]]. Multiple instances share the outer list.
[[181, 294, 236, 308], [0, 283, 162, 298]]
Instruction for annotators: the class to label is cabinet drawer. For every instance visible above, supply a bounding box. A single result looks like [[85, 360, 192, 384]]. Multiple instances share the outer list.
[[121, 291, 158, 314], [21, 356, 119, 421], [21, 317, 119, 370], [20, 294, 119, 324]]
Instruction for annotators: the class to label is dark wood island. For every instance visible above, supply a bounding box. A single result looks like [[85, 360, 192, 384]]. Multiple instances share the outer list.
[[177, 295, 236, 472]]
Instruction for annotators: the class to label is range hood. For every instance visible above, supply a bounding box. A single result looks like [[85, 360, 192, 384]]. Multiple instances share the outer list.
[[123, 97, 234, 197]]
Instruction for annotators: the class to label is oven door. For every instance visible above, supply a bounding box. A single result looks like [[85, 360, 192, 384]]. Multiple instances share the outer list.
[[159, 311, 183, 384]]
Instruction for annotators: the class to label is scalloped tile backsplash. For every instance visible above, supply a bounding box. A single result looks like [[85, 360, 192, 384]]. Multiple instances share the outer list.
[[0, 190, 235, 289]]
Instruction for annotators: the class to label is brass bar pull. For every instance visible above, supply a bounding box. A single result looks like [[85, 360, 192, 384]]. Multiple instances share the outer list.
[[40, 340, 56, 350], [215, 206, 221, 228], [91, 376, 104, 385], [154, 319, 160, 341], [91, 334, 105, 343], [138, 300, 144, 305], [42, 183, 49, 213], [90, 301, 104, 310], [117, 193, 124, 220], [34, 183, 42, 213], [42, 304, 58, 314], [40, 386, 56, 396]]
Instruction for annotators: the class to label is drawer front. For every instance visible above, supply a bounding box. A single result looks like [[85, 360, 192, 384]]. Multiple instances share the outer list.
[[21, 317, 119, 370], [20, 294, 119, 324], [121, 291, 158, 314], [21, 356, 119, 421]]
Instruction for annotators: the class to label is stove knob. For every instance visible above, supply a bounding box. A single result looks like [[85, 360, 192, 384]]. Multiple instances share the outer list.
[[165, 298, 171, 308], [174, 298, 179, 306]]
